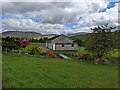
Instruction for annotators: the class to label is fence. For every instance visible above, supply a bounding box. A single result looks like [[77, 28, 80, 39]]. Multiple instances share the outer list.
[[2, 47, 25, 55]]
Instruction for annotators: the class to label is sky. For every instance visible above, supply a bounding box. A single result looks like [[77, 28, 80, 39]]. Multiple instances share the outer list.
[[1, 0, 120, 34]]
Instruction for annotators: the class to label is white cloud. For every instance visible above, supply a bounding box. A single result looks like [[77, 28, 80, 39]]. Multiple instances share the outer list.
[[2, 18, 65, 34], [1, 0, 119, 34], [1, 0, 108, 24], [75, 3, 118, 31]]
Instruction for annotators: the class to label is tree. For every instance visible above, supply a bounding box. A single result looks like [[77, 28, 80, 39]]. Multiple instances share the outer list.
[[86, 24, 115, 63], [74, 39, 83, 46], [2, 36, 21, 50]]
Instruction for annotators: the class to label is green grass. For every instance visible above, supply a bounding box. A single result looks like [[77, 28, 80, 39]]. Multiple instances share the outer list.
[[77, 47, 88, 54], [3, 54, 118, 88], [27, 42, 45, 48], [108, 49, 119, 58], [77, 47, 120, 58]]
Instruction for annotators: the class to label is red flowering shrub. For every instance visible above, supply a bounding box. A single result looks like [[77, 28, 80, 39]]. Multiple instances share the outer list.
[[20, 40, 30, 48], [48, 52, 57, 58]]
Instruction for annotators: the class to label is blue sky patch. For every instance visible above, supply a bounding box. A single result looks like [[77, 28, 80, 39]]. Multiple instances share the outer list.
[[0, 15, 2, 20], [31, 16, 44, 23], [65, 23, 78, 29], [99, 2, 117, 12], [0, 15, 10, 20]]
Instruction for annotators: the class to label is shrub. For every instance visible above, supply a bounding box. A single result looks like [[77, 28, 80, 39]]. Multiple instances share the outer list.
[[38, 48, 47, 55], [26, 46, 47, 55], [84, 54, 94, 61], [74, 39, 83, 46], [20, 40, 30, 48], [48, 52, 57, 58]]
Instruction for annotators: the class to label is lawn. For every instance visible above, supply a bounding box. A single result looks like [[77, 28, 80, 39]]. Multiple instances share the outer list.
[[27, 42, 45, 48], [2, 54, 118, 88]]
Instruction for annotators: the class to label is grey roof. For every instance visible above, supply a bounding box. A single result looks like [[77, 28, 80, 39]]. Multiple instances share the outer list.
[[47, 35, 61, 41], [46, 35, 78, 45], [47, 35, 70, 41]]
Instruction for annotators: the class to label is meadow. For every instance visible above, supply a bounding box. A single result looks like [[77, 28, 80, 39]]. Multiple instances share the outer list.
[[2, 53, 118, 88]]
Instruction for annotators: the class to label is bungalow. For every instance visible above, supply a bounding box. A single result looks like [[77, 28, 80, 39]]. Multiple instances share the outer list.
[[46, 35, 78, 51]]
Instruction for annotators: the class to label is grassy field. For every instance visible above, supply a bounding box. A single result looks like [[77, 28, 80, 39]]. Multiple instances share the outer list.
[[27, 42, 45, 48], [3, 54, 118, 88]]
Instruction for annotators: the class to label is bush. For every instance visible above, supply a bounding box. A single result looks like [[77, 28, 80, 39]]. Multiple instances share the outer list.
[[84, 54, 94, 61], [20, 40, 30, 48], [48, 52, 57, 58], [74, 39, 83, 46], [26, 46, 47, 55]]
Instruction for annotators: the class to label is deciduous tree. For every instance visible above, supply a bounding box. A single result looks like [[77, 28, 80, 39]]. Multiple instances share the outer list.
[[86, 24, 115, 63]]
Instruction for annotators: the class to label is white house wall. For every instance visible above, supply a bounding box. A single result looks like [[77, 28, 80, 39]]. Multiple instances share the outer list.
[[55, 44, 78, 51], [46, 42, 53, 49]]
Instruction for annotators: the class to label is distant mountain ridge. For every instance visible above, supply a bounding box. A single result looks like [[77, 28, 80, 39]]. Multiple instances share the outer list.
[[2, 31, 88, 39], [2, 30, 119, 40], [2, 31, 42, 38], [70, 30, 120, 40], [67, 32, 88, 37]]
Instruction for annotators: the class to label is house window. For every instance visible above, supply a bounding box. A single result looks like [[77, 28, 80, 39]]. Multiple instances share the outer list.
[[62, 44, 64, 47], [72, 44, 74, 47]]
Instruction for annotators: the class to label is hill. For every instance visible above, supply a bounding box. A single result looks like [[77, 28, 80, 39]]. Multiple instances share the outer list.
[[2, 31, 89, 39], [67, 32, 88, 37], [2, 31, 42, 39], [2, 30, 120, 41], [2, 31, 57, 39], [70, 30, 120, 41], [70, 33, 90, 40]]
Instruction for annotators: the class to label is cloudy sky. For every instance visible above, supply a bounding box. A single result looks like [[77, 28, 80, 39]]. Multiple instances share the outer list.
[[1, 0, 120, 34]]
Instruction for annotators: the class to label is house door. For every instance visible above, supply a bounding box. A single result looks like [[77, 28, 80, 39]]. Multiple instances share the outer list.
[[53, 44, 55, 50]]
